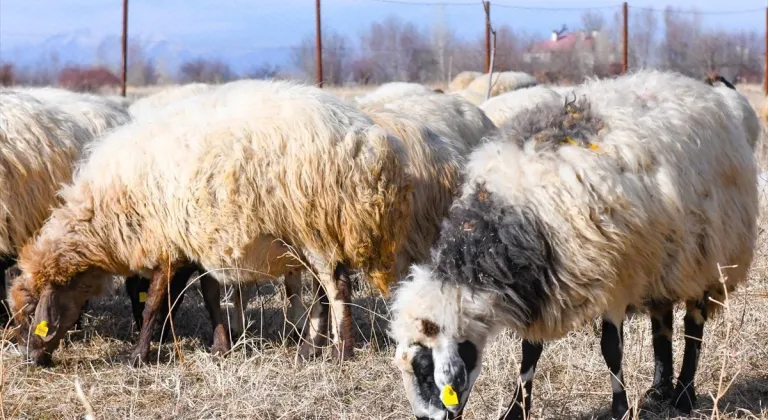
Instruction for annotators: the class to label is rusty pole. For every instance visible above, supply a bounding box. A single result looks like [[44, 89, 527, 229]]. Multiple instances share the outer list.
[[764, 7, 767, 95], [315, 0, 323, 88], [622, 2, 628, 74], [484, 1, 491, 74], [121, 0, 128, 97]]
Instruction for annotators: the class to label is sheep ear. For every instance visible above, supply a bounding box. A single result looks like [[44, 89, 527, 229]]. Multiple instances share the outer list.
[[32, 288, 59, 341]]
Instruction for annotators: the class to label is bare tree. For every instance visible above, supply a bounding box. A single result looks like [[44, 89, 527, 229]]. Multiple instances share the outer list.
[[179, 58, 234, 83], [629, 8, 657, 68], [291, 29, 350, 85]]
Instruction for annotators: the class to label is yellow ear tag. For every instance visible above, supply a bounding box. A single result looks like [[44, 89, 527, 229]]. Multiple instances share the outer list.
[[138, 292, 148, 303], [34, 320, 49, 338], [441, 385, 459, 407], [564, 136, 579, 146], [588, 143, 599, 151]]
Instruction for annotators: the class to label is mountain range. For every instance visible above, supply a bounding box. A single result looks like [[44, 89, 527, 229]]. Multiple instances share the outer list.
[[0, 29, 294, 76]]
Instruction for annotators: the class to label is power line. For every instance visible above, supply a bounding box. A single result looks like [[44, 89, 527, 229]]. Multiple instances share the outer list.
[[493, 3, 620, 10], [363, 0, 477, 6], [630, 5, 765, 15]]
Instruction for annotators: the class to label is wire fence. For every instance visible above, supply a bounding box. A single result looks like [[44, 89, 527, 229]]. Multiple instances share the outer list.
[[0, 0, 765, 92]]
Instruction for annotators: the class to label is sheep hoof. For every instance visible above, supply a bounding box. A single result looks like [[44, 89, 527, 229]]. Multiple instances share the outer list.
[[672, 383, 696, 414], [210, 341, 231, 357], [644, 381, 674, 402]]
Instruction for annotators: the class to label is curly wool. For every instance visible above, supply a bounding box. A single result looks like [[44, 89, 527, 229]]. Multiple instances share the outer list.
[[354, 82, 437, 107], [383, 93, 497, 155], [449, 71, 482, 91], [479, 85, 564, 127], [127, 83, 214, 120], [15, 79, 413, 303], [392, 69, 759, 343], [358, 106, 470, 276], [0, 89, 131, 256], [466, 71, 537, 98]]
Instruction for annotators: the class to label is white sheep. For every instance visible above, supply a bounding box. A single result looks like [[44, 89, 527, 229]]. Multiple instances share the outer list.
[[479, 85, 564, 126], [0, 88, 131, 321], [127, 83, 214, 120], [465, 71, 537, 98], [382, 92, 497, 155], [703, 76, 761, 150], [448, 89, 486, 106], [9, 79, 412, 367], [388, 69, 759, 420], [448, 71, 482, 91], [353, 82, 439, 107]]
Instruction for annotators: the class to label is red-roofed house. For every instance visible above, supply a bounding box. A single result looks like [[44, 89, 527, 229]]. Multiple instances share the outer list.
[[524, 28, 618, 71]]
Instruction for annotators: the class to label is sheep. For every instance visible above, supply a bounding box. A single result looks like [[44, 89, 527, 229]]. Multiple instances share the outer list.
[[703, 75, 761, 150], [382, 92, 497, 155], [479, 85, 564, 126], [388, 70, 759, 420], [449, 89, 486, 106], [0, 88, 132, 322], [9, 79, 412, 366], [127, 83, 214, 120], [353, 82, 439, 107], [465, 71, 537, 98], [448, 71, 482, 91]]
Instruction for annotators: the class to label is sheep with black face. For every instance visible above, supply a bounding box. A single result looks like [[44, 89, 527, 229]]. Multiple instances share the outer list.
[[389, 69, 759, 420]]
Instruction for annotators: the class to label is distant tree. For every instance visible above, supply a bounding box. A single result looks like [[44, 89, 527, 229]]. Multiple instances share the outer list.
[[291, 29, 350, 85], [0, 63, 15, 86], [179, 58, 234, 84], [57, 66, 121, 92], [246, 63, 282, 80]]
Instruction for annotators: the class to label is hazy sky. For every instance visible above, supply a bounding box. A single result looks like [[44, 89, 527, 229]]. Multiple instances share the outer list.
[[1, 0, 766, 53]]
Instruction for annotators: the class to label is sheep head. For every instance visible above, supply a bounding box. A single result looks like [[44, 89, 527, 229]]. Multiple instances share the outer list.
[[388, 265, 492, 420], [9, 213, 108, 366]]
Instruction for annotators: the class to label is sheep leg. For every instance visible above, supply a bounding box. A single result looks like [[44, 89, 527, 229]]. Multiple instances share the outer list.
[[200, 274, 231, 356], [644, 302, 675, 402], [601, 316, 629, 420], [230, 285, 247, 339], [500, 339, 544, 420], [0, 256, 15, 323], [327, 263, 355, 360], [128, 263, 179, 367], [125, 270, 190, 332], [298, 277, 329, 359], [672, 295, 709, 414], [283, 270, 304, 343], [124, 275, 147, 329]]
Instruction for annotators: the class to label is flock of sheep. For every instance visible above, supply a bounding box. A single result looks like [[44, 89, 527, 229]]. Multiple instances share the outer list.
[[0, 68, 764, 420]]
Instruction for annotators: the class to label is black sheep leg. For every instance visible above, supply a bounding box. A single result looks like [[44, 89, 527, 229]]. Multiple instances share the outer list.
[[672, 295, 709, 414], [601, 317, 629, 419], [125, 267, 192, 331], [500, 339, 544, 420], [0, 256, 14, 324], [645, 302, 675, 402]]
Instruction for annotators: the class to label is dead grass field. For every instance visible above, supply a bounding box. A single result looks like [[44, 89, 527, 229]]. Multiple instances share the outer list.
[[2, 84, 767, 420]]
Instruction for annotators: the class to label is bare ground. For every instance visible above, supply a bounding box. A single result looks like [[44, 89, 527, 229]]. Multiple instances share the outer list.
[[2, 86, 767, 420]]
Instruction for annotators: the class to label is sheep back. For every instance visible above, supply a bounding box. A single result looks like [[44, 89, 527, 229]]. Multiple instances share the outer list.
[[427, 70, 758, 341], [480, 85, 563, 126], [21, 79, 412, 296], [449, 71, 482, 91]]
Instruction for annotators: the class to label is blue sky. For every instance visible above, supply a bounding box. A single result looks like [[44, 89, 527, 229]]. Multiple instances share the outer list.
[[0, 0, 766, 68]]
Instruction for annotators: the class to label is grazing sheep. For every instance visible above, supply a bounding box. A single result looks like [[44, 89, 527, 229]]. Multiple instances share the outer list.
[[383, 93, 497, 155], [0, 88, 131, 322], [449, 71, 482, 91], [703, 75, 761, 150], [354, 82, 438, 107], [9, 79, 412, 366], [466, 71, 537, 98], [127, 83, 214, 119], [479, 85, 564, 126], [449, 89, 486, 106], [388, 70, 759, 420]]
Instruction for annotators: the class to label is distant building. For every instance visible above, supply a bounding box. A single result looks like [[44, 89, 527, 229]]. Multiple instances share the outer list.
[[524, 27, 620, 75]]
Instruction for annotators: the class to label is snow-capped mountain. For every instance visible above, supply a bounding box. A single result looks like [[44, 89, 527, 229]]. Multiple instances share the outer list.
[[0, 29, 292, 75]]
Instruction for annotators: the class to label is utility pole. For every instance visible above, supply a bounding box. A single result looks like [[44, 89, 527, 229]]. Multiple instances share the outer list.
[[764, 7, 767, 95], [622, 2, 628, 74], [315, 0, 323, 88], [483, 1, 491, 74], [121, 0, 128, 97]]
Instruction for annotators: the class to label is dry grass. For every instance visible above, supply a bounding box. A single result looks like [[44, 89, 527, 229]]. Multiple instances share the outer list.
[[3, 86, 768, 420]]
